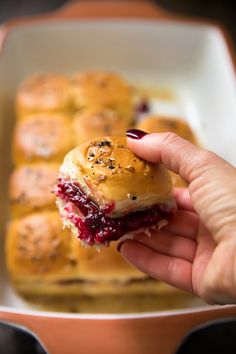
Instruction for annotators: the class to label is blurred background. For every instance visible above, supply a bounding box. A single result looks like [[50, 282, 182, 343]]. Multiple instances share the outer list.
[[0, 0, 235, 45]]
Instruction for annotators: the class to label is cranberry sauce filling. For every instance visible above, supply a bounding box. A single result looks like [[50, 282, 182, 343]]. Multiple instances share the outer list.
[[56, 179, 173, 246], [135, 99, 150, 114]]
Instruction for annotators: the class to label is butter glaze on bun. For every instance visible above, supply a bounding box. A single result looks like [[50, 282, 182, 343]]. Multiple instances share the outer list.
[[70, 71, 134, 123], [9, 163, 59, 217], [56, 136, 176, 247], [13, 113, 73, 163], [16, 73, 72, 116], [73, 108, 130, 145], [6, 212, 71, 280]]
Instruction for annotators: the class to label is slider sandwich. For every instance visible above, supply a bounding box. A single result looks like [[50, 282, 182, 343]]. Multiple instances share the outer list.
[[55, 137, 176, 247]]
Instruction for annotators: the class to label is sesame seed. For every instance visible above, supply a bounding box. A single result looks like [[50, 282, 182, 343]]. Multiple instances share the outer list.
[[126, 165, 135, 172], [97, 175, 106, 181]]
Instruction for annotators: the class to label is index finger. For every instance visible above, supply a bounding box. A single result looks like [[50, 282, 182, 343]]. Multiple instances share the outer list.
[[126, 132, 229, 184], [120, 239, 193, 293]]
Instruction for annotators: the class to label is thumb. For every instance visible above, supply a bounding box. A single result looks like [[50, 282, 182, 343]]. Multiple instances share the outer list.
[[126, 131, 236, 242], [126, 131, 230, 184]]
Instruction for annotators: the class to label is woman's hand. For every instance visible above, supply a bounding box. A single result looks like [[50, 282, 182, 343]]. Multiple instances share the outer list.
[[119, 131, 236, 304]]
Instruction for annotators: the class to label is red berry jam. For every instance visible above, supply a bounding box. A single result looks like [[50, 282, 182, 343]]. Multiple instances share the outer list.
[[135, 99, 150, 114], [56, 179, 173, 246]]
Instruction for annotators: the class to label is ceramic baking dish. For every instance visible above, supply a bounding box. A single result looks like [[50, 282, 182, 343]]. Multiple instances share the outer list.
[[0, 1, 236, 353]]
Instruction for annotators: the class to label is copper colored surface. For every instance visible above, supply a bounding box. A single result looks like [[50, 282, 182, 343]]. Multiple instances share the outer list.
[[1, 307, 236, 354]]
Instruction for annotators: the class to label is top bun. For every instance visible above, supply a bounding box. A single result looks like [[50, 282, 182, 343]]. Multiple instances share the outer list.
[[70, 71, 134, 123], [60, 136, 173, 217], [16, 73, 72, 116], [13, 113, 73, 164], [73, 108, 129, 145]]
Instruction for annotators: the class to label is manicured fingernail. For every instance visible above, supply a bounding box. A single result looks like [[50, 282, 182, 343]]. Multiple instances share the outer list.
[[126, 129, 147, 140], [117, 241, 125, 253]]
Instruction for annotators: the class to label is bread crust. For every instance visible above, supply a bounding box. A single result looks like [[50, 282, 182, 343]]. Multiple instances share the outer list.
[[6, 212, 73, 280], [73, 108, 130, 145], [13, 113, 73, 163], [59, 136, 173, 216], [16, 73, 72, 116], [6, 212, 157, 296], [9, 163, 59, 216], [70, 71, 134, 123]]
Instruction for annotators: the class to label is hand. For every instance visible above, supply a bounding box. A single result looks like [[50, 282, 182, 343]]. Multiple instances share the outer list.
[[119, 131, 236, 304]]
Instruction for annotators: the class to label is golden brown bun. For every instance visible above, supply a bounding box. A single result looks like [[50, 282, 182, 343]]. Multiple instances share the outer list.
[[14, 276, 174, 299], [60, 136, 174, 216], [9, 163, 59, 217], [8, 72, 181, 304], [137, 116, 197, 144], [6, 212, 74, 283], [70, 71, 134, 123], [16, 73, 72, 116], [73, 108, 130, 145], [6, 212, 159, 298], [13, 113, 73, 164], [71, 239, 146, 282]]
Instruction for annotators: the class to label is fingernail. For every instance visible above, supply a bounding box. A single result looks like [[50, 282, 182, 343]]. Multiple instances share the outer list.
[[126, 129, 147, 140], [117, 241, 125, 253]]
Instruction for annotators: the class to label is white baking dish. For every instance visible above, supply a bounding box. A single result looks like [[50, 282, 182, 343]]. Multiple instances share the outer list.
[[0, 1, 236, 353]]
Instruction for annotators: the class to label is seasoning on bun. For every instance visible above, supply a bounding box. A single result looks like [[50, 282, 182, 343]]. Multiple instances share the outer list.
[[55, 136, 176, 247]]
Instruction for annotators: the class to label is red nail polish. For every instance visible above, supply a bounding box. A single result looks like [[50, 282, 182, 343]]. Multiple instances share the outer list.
[[117, 241, 125, 253], [126, 129, 147, 140]]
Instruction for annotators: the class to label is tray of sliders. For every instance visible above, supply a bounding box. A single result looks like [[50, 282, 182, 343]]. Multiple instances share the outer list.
[[0, 1, 236, 354]]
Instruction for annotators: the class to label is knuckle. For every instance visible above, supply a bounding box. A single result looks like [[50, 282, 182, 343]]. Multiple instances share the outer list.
[[188, 150, 216, 181], [197, 150, 215, 167], [166, 259, 176, 281], [160, 132, 181, 145]]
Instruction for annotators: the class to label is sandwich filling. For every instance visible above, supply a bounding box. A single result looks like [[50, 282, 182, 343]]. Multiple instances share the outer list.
[[56, 178, 175, 246]]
